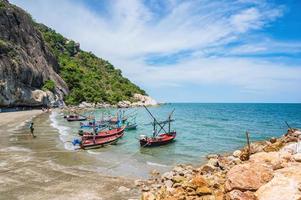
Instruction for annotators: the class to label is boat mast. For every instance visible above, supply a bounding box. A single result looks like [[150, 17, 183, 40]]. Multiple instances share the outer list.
[[143, 105, 168, 135]]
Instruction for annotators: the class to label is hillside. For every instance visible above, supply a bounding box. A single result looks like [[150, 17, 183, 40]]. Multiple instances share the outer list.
[[35, 24, 146, 105], [0, 0, 146, 107]]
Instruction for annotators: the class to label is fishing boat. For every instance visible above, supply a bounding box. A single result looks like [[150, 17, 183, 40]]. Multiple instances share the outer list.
[[79, 120, 107, 128], [125, 122, 138, 131], [79, 126, 125, 138], [139, 106, 176, 147], [66, 114, 87, 122], [80, 132, 124, 149], [139, 132, 176, 147], [109, 116, 127, 124]]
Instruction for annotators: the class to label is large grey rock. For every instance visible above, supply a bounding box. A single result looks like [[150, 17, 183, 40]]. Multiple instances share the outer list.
[[0, 1, 68, 107]]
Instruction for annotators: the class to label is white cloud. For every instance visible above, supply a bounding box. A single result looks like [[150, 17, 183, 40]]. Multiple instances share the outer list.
[[10, 0, 301, 102]]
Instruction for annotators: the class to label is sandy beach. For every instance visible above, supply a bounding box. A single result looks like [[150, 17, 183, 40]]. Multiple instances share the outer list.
[[0, 110, 43, 130], [0, 111, 140, 200]]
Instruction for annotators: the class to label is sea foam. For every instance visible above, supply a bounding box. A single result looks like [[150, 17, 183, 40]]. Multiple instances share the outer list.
[[49, 111, 76, 150]]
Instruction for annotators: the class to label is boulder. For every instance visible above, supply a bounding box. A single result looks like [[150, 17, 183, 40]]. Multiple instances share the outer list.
[[164, 180, 173, 189], [225, 162, 273, 192], [196, 186, 212, 195], [162, 171, 174, 180], [117, 100, 131, 108], [263, 141, 284, 152], [0, 1, 68, 107], [233, 150, 242, 158], [117, 186, 130, 192], [293, 153, 301, 162], [249, 152, 292, 170], [191, 176, 208, 188], [255, 164, 301, 200], [172, 176, 186, 183], [269, 137, 277, 144], [141, 192, 155, 200], [207, 154, 219, 159], [133, 93, 158, 106], [227, 190, 257, 200]]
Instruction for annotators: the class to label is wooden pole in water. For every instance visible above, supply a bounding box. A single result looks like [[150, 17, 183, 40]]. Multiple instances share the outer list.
[[246, 131, 251, 155], [285, 121, 292, 131]]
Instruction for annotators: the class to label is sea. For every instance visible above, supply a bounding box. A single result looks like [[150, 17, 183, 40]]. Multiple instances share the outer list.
[[50, 103, 301, 178]]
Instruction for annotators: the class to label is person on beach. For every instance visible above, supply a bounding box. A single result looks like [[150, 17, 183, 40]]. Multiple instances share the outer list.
[[29, 122, 36, 137]]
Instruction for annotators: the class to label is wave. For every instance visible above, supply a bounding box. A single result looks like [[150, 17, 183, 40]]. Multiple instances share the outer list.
[[146, 161, 168, 167], [49, 111, 76, 151], [87, 150, 102, 155], [0, 146, 31, 152]]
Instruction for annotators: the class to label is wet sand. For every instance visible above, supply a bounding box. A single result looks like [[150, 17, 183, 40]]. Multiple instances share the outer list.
[[0, 111, 139, 200]]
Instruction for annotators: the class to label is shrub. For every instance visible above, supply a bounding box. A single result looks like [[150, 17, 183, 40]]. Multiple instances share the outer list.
[[42, 80, 55, 92]]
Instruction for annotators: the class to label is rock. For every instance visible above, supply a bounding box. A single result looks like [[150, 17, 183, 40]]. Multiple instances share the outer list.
[[269, 137, 277, 144], [134, 179, 143, 187], [164, 180, 173, 189], [263, 141, 284, 152], [196, 186, 212, 195], [250, 142, 266, 154], [225, 162, 274, 192], [162, 171, 174, 180], [141, 192, 155, 200], [200, 164, 216, 174], [208, 158, 219, 167], [78, 101, 93, 108], [227, 190, 257, 200], [293, 153, 301, 162], [250, 152, 292, 170], [142, 186, 150, 192], [150, 169, 160, 176], [191, 176, 208, 188], [233, 150, 242, 158], [0, 1, 68, 107], [207, 154, 219, 159], [172, 176, 186, 183], [239, 150, 250, 161], [117, 100, 131, 108], [255, 164, 301, 200], [118, 186, 130, 192], [281, 142, 299, 154], [133, 93, 158, 106]]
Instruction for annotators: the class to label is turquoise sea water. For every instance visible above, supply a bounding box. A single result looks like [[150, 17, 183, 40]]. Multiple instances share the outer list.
[[51, 103, 301, 177]]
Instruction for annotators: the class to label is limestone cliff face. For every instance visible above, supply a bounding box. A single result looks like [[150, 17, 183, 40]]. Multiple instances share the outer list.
[[0, 0, 68, 107]]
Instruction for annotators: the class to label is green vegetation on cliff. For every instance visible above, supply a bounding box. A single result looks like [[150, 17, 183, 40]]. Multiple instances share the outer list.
[[35, 24, 146, 105]]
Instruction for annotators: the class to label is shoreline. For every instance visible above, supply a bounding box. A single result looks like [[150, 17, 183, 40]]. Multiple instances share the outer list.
[[0, 110, 140, 200]]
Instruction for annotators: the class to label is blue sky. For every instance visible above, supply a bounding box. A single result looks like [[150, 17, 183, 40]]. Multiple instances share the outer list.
[[11, 0, 301, 103]]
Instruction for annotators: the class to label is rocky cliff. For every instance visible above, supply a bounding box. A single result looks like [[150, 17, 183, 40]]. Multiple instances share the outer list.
[[0, 0, 68, 107]]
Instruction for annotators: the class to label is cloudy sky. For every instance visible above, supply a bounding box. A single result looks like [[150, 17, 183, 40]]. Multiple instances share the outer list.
[[11, 0, 301, 103]]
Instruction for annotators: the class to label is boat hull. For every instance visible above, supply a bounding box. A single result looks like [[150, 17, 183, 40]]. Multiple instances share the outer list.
[[81, 127, 125, 139], [80, 132, 124, 149], [139, 132, 176, 147], [66, 115, 87, 122]]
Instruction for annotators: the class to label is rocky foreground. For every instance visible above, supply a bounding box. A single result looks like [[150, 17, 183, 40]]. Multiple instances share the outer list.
[[139, 129, 301, 200]]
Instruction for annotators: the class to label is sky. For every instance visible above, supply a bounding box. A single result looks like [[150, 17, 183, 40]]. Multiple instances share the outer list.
[[11, 0, 301, 103]]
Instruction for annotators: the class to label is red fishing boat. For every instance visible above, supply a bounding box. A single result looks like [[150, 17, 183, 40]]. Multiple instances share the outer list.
[[109, 117, 127, 124], [80, 131, 124, 149], [139, 132, 176, 147], [79, 126, 125, 138], [139, 106, 176, 147]]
